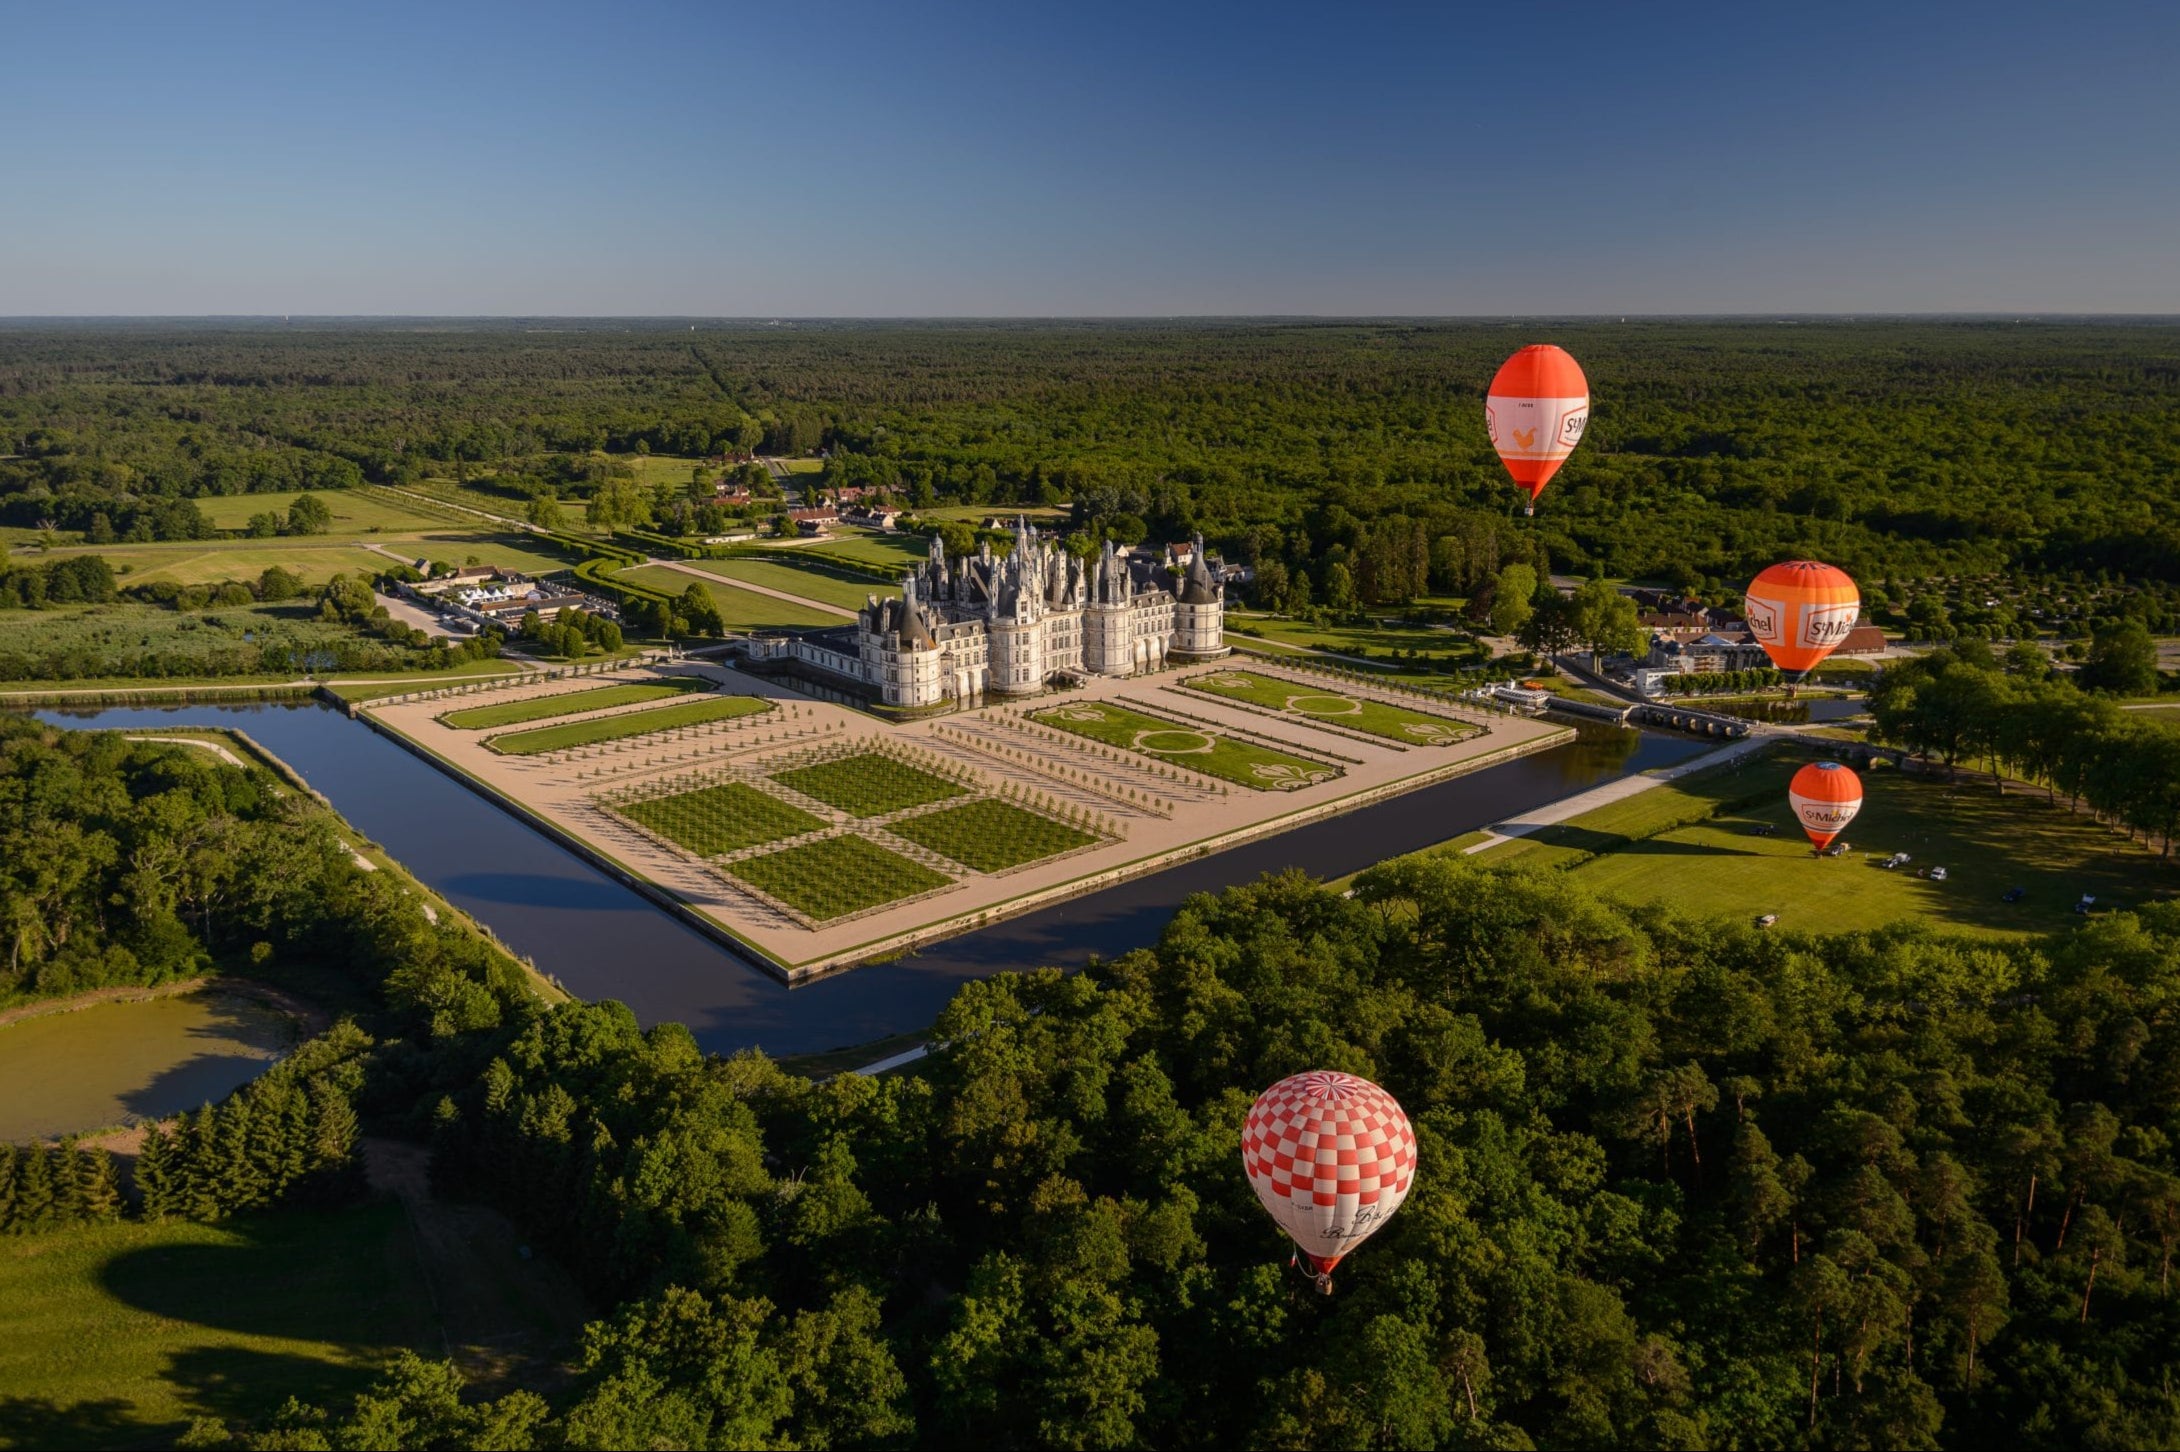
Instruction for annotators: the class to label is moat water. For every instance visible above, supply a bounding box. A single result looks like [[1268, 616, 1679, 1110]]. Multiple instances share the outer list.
[[33, 701, 1706, 1058]]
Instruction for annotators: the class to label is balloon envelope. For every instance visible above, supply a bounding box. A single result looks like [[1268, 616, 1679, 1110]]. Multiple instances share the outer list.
[[1487, 345, 1589, 508], [1241, 1070, 1416, 1275], [1789, 760, 1864, 850], [1745, 561, 1860, 677]]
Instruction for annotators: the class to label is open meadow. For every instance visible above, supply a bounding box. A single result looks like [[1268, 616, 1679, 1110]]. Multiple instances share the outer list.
[[0, 1207, 433, 1452], [690, 555, 896, 611], [614, 565, 845, 630], [1475, 750, 2174, 938]]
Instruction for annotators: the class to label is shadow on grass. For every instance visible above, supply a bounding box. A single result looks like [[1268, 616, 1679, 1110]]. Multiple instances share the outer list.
[[0, 1396, 141, 1452]]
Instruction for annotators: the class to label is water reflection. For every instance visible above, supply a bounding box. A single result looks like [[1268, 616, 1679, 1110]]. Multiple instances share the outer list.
[[32, 703, 1703, 1058]]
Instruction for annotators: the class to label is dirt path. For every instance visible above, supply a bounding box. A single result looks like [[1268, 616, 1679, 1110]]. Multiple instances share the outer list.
[[363, 1139, 589, 1389], [122, 734, 248, 767]]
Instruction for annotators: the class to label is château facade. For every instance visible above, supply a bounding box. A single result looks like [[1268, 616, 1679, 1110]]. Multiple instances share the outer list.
[[759, 521, 1227, 708]]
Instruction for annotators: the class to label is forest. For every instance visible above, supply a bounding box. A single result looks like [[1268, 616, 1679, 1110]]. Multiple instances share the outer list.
[[5, 710, 2180, 1449], [3, 320, 2178, 622]]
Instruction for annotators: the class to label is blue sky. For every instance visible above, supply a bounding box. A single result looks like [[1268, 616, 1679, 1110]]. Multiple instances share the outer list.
[[2, 0, 2174, 315]]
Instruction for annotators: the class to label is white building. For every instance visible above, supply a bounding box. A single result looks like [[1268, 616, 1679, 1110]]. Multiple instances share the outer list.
[[765, 520, 1227, 708]]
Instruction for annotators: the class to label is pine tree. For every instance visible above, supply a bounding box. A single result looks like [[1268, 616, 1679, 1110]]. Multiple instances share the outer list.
[[0, 1144, 18, 1233], [51, 1135, 89, 1223], [181, 1106, 225, 1221], [135, 1122, 177, 1221], [75, 1145, 123, 1223], [13, 1144, 56, 1232]]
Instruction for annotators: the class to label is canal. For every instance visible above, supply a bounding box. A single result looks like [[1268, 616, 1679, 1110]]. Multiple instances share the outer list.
[[34, 702, 1708, 1057]]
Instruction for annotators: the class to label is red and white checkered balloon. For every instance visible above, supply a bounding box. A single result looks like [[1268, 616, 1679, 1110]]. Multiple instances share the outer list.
[[1241, 1070, 1417, 1274]]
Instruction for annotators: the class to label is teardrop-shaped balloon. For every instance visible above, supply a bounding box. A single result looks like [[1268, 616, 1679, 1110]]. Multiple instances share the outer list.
[[1241, 1070, 1416, 1284], [1487, 345, 1589, 514], [1789, 760, 1863, 852], [1744, 561, 1860, 680]]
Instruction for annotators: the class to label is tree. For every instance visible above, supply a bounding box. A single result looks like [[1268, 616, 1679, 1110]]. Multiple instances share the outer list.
[[285, 493, 332, 536], [1572, 578, 1644, 669], [2081, 619, 2158, 695], [525, 495, 567, 530], [1488, 562, 1536, 637], [1518, 585, 1581, 658], [1323, 561, 1358, 616]]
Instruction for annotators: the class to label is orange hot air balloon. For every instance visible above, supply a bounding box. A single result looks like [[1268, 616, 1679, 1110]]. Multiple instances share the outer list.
[[1789, 761, 1863, 853], [1487, 345, 1589, 514], [1744, 561, 1860, 690]]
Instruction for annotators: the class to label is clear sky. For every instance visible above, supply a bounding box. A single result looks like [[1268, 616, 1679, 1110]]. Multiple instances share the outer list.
[[3, 0, 2174, 316]]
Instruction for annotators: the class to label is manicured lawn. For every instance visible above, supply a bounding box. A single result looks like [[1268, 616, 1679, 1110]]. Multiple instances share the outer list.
[[46, 543, 396, 588], [798, 535, 930, 570], [485, 692, 771, 754], [725, 834, 952, 920], [403, 530, 583, 577], [1181, 667, 1480, 745], [692, 557, 898, 611], [1226, 611, 1485, 667], [772, 752, 969, 817], [888, 798, 1101, 872], [1031, 701, 1342, 791], [618, 780, 825, 856], [439, 677, 703, 729], [1479, 752, 2176, 938], [192, 490, 454, 533], [318, 664, 530, 702], [616, 565, 845, 629], [0, 1206, 434, 1451]]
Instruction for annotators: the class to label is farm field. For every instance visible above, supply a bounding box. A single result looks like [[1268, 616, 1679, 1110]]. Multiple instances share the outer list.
[[484, 692, 771, 755], [1477, 751, 2175, 938], [773, 751, 968, 817], [43, 543, 394, 589], [692, 556, 896, 611], [0, 1206, 434, 1452], [191, 490, 457, 533], [438, 677, 702, 730], [616, 780, 824, 856], [1182, 667, 1480, 745], [614, 565, 844, 629], [888, 797, 1100, 872], [725, 834, 952, 920], [1032, 701, 1342, 791]]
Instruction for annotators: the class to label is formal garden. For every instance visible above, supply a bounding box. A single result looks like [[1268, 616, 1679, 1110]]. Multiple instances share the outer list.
[[1180, 667, 1481, 745], [614, 779, 825, 857], [722, 833, 953, 922], [771, 751, 971, 817], [439, 676, 704, 730], [886, 797, 1103, 873], [484, 693, 771, 755], [1029, 701, 1343, 791]]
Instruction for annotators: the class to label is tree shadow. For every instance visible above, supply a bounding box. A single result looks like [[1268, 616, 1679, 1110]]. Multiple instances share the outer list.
[[0, 1395, 140, 1452], [162, 1345, 392, 1432]]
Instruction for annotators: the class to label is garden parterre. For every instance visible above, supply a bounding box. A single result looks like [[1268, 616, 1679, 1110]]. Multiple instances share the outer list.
[[1181, 667, 1481, 746], [772, 751, 969, 817], [1029, 700, 1341, 791], [887, 797, 1102, 872], [484, 692, 771, 755], [440, 677, 704, 730], [616, 780, 825, 857], [723, 834, 952, 921]]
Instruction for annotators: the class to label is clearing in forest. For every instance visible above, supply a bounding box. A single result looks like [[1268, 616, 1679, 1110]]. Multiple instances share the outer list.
[[1031, 701, 1341, 791], [1182, 668, 1480, 745]]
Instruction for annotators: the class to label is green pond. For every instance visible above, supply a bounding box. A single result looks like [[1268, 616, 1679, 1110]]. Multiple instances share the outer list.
[[0, 989, 301, 1141]]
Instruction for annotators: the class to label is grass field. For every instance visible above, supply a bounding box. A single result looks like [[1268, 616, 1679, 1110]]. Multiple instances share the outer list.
[[888, 798, 1100, 872], [1032, 701, 1342, 791], [192, 490, 455, 534], [615, 565, 845, 630], [773, 751, 969, 817], [1182, 668, 1480, 745], [439, 677, 703, 730], [485, 692, 771, 755], [618, 780, 825, 856], [1475, 752, 2175, 938], [691, 557, 897, 611], [0, 1206, 432, 1451], [726, 834, 952, 920], [798, 535, 930, 570], [1226, 611, 1486, 666], [43, 543, 396, 589]]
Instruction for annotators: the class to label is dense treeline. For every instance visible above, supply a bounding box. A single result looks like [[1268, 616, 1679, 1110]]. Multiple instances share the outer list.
[[5, 321, 2178, 611], [162, 863, 2180, 1449], [1870, 639, 2180, 852]]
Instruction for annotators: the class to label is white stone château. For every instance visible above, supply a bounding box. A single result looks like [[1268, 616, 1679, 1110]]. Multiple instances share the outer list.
[[757, 520, 1227, 708]]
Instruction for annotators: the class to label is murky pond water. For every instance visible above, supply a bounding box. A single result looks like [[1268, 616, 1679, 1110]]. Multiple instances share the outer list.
[[0, 988, 300, 1141], [31, 702, 1705, 1057]]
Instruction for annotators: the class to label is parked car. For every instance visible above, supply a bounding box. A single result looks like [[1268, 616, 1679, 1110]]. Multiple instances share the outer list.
[[2002, 887, 2026, 904], [2076, 894, 2098, 915], [1929, 866, 1949, 882], [1881, 852, 1910, 869], [1757, 913, 1780, 928]]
